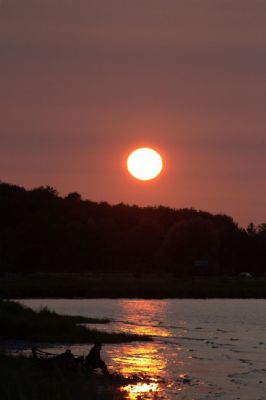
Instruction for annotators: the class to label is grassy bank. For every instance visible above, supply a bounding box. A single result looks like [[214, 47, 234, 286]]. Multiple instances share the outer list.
[[0, 300, 150, 343], [0, 352, 129, 400], [1, 273, 266, 298]]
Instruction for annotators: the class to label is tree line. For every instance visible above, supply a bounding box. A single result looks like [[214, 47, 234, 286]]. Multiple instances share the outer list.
[[0, 181, 265, 276]]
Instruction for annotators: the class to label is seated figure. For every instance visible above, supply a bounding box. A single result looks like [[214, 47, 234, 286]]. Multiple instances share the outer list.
[[55, 349, 75, 368], [85, 342, 109, 376]]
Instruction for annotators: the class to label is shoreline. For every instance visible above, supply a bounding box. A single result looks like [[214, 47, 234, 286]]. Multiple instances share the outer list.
[[0, 300, 151, 344], [1, 274, 266, 299]]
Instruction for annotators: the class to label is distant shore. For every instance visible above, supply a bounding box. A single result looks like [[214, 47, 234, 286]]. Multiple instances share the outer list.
[[1, 273, 266, 299]]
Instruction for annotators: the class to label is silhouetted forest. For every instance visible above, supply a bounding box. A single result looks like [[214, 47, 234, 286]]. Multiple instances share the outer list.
[[0, 182, 265, 276]]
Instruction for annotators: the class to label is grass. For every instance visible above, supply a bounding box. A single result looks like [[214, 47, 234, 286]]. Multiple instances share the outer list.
[[0, 300, 151, 343], [0, 273, 266, 298], [0, 352, 130, 400]]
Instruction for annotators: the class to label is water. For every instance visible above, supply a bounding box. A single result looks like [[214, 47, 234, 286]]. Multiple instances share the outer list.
[[18, 299, 266, 400]]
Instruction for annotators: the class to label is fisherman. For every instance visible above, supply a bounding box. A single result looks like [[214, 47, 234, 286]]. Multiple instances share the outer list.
[[85, 342, 109, 376]]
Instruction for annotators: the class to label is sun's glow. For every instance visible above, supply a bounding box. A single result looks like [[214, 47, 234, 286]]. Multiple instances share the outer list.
[[127, 148, 163, 181]]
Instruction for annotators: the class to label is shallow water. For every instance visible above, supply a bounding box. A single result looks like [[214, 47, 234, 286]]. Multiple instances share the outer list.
[[18, 299, 266, 400]]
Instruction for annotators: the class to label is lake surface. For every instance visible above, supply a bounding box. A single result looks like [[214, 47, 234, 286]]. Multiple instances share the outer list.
[[18, 299, 266, 400]]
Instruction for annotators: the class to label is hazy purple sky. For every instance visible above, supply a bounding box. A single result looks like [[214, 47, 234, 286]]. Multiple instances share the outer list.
[[1, 0, 266, 227]]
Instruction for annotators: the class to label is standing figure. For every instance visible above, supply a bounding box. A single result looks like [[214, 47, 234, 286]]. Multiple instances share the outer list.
[[31, 346, 38, 359], [85, 342, 109, 376]]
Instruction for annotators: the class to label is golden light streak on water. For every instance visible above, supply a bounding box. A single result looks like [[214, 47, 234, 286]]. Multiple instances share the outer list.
[[110, 300, 170, 398], [112, 343, 166, 375], [118, 299, 171, 337], [122, 382, 159, 400]]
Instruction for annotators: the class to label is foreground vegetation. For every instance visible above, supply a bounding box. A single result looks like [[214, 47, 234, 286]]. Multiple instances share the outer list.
[[0, 352, 130, 400], [1, 273, 266, 298], [0, 300, 150, 343]]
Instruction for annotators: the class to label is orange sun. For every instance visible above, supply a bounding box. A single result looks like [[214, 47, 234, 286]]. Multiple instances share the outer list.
[[127, 148, 163, 181]]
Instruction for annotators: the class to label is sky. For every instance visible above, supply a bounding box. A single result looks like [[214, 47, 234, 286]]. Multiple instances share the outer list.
[[0, 0, 266, 227]]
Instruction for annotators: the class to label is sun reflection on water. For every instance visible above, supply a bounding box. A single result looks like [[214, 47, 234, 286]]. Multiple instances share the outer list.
[[118, 299, 171, 338], [111, 342, 166, 375], [104, 300, 206, 398], [122, 382, 159, 400], [109, 300, 169, 399]]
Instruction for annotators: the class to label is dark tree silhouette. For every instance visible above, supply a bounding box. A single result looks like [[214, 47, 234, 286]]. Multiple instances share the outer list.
[[0, 181, 265, 276]]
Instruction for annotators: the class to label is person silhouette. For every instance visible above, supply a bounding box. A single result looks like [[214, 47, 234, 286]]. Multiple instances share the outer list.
[[55, 349, 75, 368], [31, 346, 38, 359], [85, 342, 109, 376]]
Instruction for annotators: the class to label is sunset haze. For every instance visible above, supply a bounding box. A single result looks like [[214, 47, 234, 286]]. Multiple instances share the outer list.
[[1, 0, 266, 226]]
